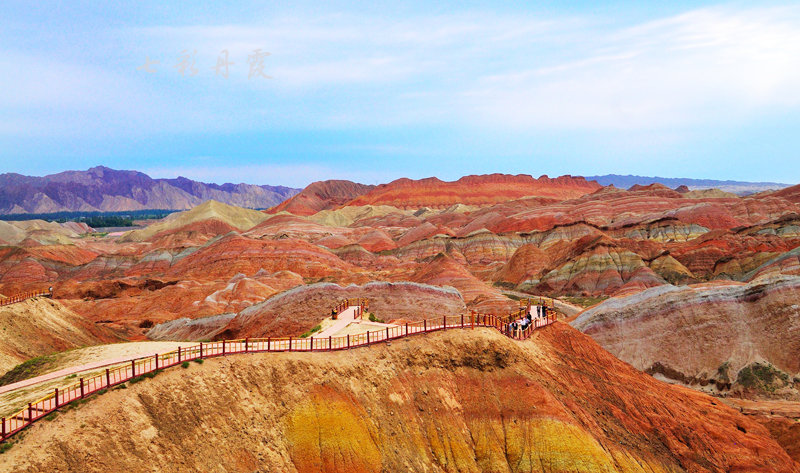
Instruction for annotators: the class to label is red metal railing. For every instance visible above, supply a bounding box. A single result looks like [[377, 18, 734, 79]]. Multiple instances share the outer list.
[[0, 289, 51, 307], [333, 298, 368, 319], [0, 304, 556, 443]]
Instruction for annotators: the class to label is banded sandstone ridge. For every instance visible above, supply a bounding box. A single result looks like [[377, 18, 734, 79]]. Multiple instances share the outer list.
[[2, 176, 800, 337], [571, 275, 800, 399], [269, 180, 376, 216], [345, 174, 601, 209], [0, 166, 298, 215], [2, 325, 797, 473], [0, 298, 119, 373], [146, 281, 466, 341]]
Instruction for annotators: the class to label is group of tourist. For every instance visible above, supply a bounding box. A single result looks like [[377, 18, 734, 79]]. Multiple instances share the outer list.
[[507, 305, 548, 338]]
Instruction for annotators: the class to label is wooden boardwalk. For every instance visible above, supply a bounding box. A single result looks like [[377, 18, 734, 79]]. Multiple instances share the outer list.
[[0, 301, 556, 444]]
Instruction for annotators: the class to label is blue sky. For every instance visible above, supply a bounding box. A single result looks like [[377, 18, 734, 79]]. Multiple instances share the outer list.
[[1, 1, 799, 187]]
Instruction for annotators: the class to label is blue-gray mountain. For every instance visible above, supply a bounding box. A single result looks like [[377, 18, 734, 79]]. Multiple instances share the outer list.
[[588, 174, 790, 195], [0, 167, 299, 215]]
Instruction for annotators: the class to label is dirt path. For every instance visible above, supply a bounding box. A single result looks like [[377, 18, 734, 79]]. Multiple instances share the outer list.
[[313, 306, 358, 338], [0, 341, 185, 395]]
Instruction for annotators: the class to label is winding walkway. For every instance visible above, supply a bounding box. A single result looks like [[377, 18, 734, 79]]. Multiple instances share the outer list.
[[0, 290, 51, 307], [313, 306, 359, 338], [0, 356, 148, 396], [0, 304, 557, 443]]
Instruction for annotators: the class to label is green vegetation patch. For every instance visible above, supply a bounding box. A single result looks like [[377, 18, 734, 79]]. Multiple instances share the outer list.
[[0, 209, 176, 225], [0, 354, 58, 387], [493, 281, 516, 290], [736, 362, 791, 393], [716, 361, 731, 383], [143, 369, 163, 379], [368, 313, 385, 323], [300, 325, 322, 338], [561, 295, 610, 308]]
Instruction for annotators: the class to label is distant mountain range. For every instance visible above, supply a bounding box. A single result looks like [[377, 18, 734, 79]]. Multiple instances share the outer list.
[[1, 167, 793, 216], [0, 167, 299, 215], [587, 174, 790, 195]]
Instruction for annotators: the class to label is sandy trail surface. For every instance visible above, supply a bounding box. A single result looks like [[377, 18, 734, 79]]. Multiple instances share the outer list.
[[312, 306, 358, 338], [0, 341, 185, 416]]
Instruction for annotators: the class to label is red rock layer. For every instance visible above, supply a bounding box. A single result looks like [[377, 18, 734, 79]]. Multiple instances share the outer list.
[[572, 275, 800, 399], [218, 281, 467, 339], [269, 180, 375, 215], [166, 234, 356, 280], [346, 174, 600, 209]]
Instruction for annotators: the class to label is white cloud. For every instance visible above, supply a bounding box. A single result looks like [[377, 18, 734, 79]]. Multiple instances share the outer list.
[[4, 5, 800, 139], [461, 6, 800, 130]]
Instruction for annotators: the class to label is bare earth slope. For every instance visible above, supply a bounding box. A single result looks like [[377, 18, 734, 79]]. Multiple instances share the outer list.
[[1, 325, 796, 473], [571, 275, 800, 398], [119, 200, 270, 242], [0, 298, 119, 373]]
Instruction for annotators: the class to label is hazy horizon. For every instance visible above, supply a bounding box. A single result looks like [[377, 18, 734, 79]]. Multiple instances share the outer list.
[[1, 165, 794, 189]]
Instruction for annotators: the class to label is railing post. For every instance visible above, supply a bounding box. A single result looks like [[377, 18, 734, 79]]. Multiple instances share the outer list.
[[245, 338, 249, 353], [366, 331, 370, 345], [55, 388, 59, 408], [310, 337, 314, 352], [178, 347, 182, 362], [289, 336, 293, 352], [199, 342, 203, 359], [424, 320, 427, 331], [155, 353, 159, 370], [106, 368, 111, 388], [131, 360, 136, 377], [28, 403, 32, 423], [267, 337, 271, 351], [2, 417, 5, 441], [386, 326, 389, 341], [461, 314, 464, 327], [328, 336, 332, 351], [222, 340, 226, 356], [443, 316, 446, 329], [80, 378, 85, 399]]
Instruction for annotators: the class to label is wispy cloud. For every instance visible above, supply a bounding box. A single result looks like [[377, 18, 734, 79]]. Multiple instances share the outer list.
[[48, 6, 800, 133], [3, 4, 800, 183], [461, 6, 800, 130]]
